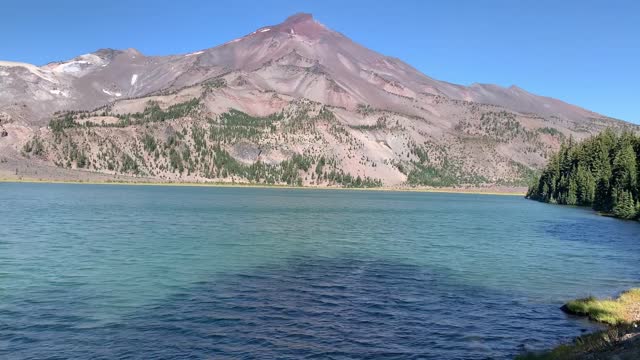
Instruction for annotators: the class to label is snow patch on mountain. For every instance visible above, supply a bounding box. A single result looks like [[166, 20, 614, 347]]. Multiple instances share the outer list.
[[50, 54, 107, 75], [102, 89, 122, 97], [54, 61, 91, 74], [49, 89, 69, 97], [0, 61, 58, 83]]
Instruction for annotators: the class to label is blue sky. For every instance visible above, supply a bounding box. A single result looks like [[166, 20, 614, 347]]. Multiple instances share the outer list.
[[2, 0, 639, 123]]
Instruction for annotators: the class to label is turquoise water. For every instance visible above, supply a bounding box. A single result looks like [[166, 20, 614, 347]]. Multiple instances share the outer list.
[[1, 184, 639, 359]]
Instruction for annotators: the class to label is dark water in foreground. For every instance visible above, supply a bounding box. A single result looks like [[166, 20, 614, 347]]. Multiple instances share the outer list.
[[1, 184, 639, 359]]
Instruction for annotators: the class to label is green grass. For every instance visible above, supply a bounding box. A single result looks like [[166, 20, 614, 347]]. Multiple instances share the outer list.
[[516, 289, 640, 359], [563, 288, 640, 325]]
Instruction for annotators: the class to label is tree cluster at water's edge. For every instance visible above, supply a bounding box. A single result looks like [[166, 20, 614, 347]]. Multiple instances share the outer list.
[[526, 129, 639, 220]]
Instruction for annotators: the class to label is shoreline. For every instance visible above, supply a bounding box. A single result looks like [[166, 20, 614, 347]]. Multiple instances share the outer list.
[[0, 177, 526, 196], [527, 196, 640, 222], [518, 289, 640, 359]]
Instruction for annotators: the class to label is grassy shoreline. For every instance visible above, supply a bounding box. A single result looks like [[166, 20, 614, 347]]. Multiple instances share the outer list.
[[518, 289, 640, 359], [561, 289, 640, 325], [0, 178, 526, 196]]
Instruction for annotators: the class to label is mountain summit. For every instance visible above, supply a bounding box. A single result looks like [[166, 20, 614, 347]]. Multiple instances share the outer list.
[[0, 14, 635, 186], [276, 13, 327, 35], [0, 13, 608, 126]]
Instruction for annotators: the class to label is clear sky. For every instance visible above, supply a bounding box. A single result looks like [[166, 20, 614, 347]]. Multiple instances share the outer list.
[[2, 0, 639, 123]]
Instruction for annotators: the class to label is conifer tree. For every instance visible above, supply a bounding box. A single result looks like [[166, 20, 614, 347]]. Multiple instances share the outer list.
[[527, 130, 639, 221], [613, 190, 636, 219]]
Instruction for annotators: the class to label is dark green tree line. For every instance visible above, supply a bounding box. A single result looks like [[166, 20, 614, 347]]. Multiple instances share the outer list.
[[526, 129, 640, 220]]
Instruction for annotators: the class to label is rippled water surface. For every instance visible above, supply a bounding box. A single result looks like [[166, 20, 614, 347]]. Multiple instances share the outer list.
[[1, 184, 639, 359]]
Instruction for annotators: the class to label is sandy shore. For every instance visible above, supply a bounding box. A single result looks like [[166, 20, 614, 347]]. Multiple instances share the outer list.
[[0, 177, 526, 196]]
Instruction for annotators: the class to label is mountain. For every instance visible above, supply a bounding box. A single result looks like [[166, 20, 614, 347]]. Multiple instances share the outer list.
[[0, 13, 636, 187]]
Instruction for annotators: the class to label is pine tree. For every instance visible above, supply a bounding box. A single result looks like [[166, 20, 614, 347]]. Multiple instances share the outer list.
[[613, 190, 637, 219], [527, 129, 639, 221], [575, 165, 595, 205], [566, 179, 577, 205], [612, 141, 637, 194], [593, 178, 612, 212]]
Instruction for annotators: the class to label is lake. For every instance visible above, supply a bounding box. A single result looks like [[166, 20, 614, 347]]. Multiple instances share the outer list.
[[1, 183, 639, 359]]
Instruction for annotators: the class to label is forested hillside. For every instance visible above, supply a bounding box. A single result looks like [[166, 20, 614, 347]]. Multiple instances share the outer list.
[[526, 130, 639, 220]]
